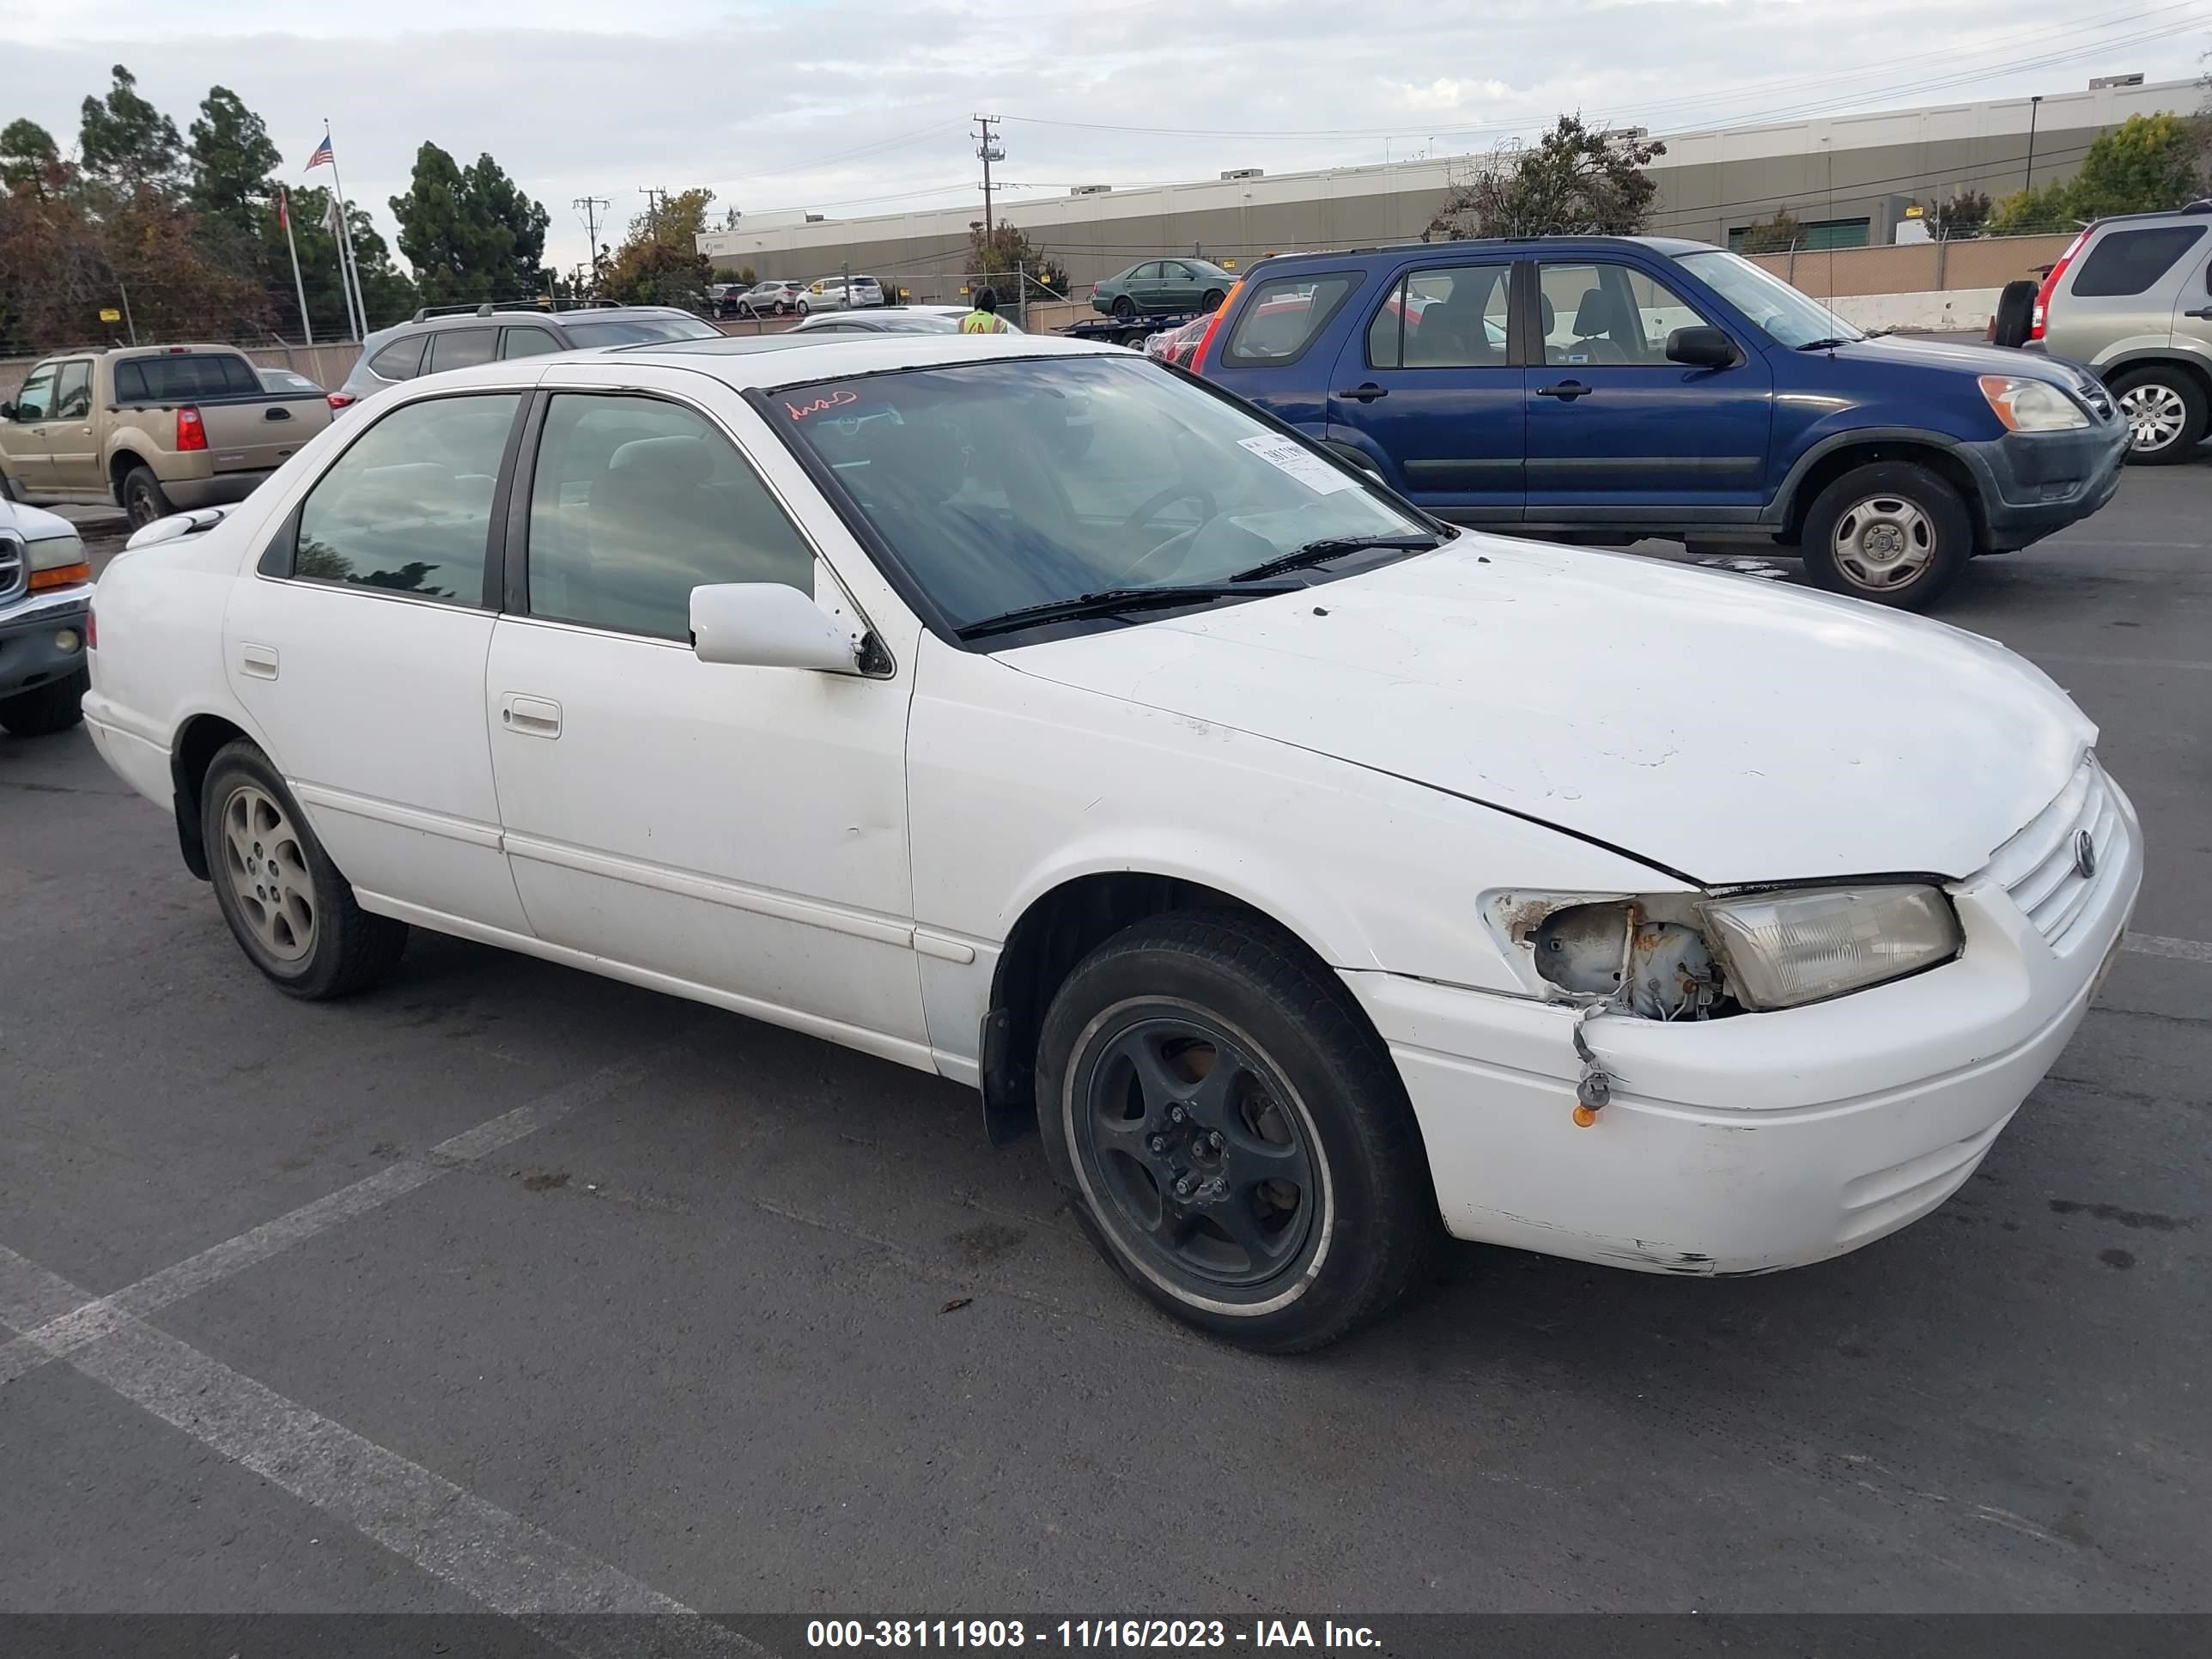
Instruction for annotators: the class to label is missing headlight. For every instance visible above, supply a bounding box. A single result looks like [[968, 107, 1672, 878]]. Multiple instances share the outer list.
[[1530, 901, 1734, 1020]]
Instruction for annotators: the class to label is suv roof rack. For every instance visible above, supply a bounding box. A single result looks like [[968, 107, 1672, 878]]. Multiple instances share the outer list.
[[406, 297, 632, 324]]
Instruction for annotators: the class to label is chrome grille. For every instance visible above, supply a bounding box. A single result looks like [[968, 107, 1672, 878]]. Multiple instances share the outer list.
[[1984, 758, 2123, 946], [0, 532, 25, 605]]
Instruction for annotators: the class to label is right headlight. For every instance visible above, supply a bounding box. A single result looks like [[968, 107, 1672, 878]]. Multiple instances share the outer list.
[[1978, 374, 2088, 432], [1697, 884, 1962, 1011]]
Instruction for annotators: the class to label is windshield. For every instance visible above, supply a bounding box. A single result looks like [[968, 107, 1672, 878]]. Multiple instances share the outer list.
[[1672, 250, 1863, 349], [774, 356, 1433, 634], [562, 315, 721, 348]]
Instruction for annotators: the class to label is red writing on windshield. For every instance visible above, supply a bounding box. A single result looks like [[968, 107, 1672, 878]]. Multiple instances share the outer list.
[[785, 390, 860, 420]]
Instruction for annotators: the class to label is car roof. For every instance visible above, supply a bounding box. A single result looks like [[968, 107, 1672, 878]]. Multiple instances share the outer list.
[[399, 306, 699, 333], [1247, 234, 1715, 273], [594, 331, 1124, 389]]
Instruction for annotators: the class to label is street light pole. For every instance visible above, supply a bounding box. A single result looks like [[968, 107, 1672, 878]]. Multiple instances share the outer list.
[[2025, 95, 2044, 192]]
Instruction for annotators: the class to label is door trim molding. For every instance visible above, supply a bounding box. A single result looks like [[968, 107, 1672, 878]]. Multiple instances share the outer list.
[[290, 781, 505, 849]]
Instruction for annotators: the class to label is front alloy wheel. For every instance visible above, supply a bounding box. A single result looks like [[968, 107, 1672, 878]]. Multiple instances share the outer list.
[[1828, 494, 1936, 592]]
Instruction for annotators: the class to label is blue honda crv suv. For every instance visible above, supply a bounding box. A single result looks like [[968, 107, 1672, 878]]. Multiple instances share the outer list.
[[1192, 236, 2128, 609]]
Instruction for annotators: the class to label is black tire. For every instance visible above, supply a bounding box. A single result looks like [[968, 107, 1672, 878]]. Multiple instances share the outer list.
[[1798, 461, 1974, 611], [0, 665, 88, 737], [1200, 288, 1226, 313], [200, 739, 408, 1000], [793, 298, 811, 316], [2109, 364, 2208, 465], [1112, 294, 1136, 319], [737, 302, 757, 319], [119, 465, 173, 528], [1036, 910, 1440, 1352], [1990, 279, 2036, 349]]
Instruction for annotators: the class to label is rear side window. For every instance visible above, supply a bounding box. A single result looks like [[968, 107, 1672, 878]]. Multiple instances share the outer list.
[[1221, 273, 1358, 367], [53, 361, 93, 418], [293, 393, 520, 605], [114, 353, 261, 402], [368, 336, 426, 381], [428, 328, 498, 373], [1368, 266, 1511, 369], [2071, 227, 2206, 298], [500, 327, 562, 359]]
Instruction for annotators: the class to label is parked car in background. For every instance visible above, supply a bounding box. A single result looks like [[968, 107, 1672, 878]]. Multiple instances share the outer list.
[[0, 492, 92, 735], [0, 345, 334, 526], [728, 280, 807, 319], [1091, 258, 1236, 319], [793, 304, 1023, 336], [805, 274, 886, 311], [2025, 204, 2212, 463], [82, 331, 2140, 1350], [336, 304, 721, 407], [1194, 237, 2128, 610]]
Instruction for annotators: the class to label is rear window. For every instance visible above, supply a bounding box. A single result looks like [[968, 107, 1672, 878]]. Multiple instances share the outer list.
[[369, 336, 427, 381], [560, 316, 722, 348], [1221, 273, 1358, 368], [114, 353, 262, 403], [2071, 226, 2206, 298]]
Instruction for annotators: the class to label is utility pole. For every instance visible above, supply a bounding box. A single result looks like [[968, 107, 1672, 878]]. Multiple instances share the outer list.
[[974, 113, 1003, 250], [639, 186, 665, 238], [574, 196, 609, 289], [2024, 95, 2044, 193]]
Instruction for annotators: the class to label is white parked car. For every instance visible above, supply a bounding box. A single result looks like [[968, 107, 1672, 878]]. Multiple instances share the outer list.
[[82, 332, 2141, 1350]]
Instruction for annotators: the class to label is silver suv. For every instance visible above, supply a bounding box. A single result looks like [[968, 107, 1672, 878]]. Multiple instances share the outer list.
[[335, 303, 721, 408], [2032, 204, 2212, 463]]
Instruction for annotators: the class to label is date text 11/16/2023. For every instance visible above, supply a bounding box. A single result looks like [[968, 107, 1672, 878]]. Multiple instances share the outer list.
[[805, 1620, 1382, 1650]]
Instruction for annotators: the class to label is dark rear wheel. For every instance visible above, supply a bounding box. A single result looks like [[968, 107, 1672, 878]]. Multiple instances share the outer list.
[[1799, 461, 1974, 611], [1989, 278, 2037, 349], [0, 665, 88, 737], [119, 465, 173, 528], [1112, 294, 1136, 319], [201, 739, 408, 999], [2110, 365, 2207, 464], [1037, 911, 1439, 1352], [1200, 288, 1226, 312]]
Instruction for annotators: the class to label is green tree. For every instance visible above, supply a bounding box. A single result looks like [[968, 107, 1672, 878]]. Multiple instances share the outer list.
[[1990, 113, 2204, 234], [188, 88, 281, 236], [966, 218, 1068, 299], [1426, 115, 1667, 240], [78, 64, 183, 193], [1736, 209, 1802, 254], [602, 185, 716, 307], [1987, 182, 2073, 235], [0, 119, 64, 199], [389, 143, 550, 304], [1930, 188, 1990, 240]]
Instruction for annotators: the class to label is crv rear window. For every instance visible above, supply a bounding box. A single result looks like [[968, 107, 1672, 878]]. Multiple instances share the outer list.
[[1221, 273, 1358, 367], [114, 354, 262, 402], [2070, 226, 2205, 298], [369, 336, 427, 381]]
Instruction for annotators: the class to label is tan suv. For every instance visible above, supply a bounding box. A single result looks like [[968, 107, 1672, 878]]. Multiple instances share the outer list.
[[0, 345, 332, 525], [2030, 204, 2212, 463]]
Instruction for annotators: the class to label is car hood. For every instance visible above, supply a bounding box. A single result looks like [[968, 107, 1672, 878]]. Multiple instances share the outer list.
[[1838, 333, 2087, 388], [1000, 538, 2093, 884], [3, 496, 76, 544]]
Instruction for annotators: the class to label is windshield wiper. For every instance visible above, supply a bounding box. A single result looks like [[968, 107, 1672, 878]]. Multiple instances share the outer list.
[[954, 584, 1294, 641], [1229, 533, 1440, 584], [1796, 336, 1859, 351]]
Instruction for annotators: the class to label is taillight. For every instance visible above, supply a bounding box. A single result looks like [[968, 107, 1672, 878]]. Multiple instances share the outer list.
[[2029, 228, 2089, 342], [326, 392, 356, 411], [1185, 280, 1241, 376], [176, 406, 208, 452]]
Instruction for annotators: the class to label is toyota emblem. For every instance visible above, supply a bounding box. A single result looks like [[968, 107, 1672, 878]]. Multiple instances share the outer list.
[[2073, 830, 2097, 880]]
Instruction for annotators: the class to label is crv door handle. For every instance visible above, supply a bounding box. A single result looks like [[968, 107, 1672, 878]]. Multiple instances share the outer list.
[[500, 694, 562, 738], [1536, 381, 1592, 400], [2185, 307, 2212, 319], [1336, 383, 1389, 402]]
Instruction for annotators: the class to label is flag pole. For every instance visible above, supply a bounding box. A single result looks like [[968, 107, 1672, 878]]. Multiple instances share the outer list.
[[279, 188, 315, 347], [322, 122, 368, 340]]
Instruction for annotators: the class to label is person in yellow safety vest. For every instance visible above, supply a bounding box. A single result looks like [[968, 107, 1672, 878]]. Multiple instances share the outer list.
[[960, 287, 1010, 334]]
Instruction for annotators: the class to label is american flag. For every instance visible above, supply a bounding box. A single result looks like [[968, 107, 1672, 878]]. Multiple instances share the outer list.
[[304, 135, 334, 171]]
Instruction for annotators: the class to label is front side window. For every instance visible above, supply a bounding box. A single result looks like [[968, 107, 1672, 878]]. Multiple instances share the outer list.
[[773, 356, 1431, 633], [1670, 248, 1859, 349], [370, 336, 427, 381], [428, 329, 498, 373], [525, 394, 812, 640], [1537, 264, 1717, 366], [1368, 265, 1510, 369], [52, 361, 93, 418], [1222, 272, 1358, 367], [293, 393, 520, 604], [11, 366, 56, 420], [2071, 226, 2206, 298]]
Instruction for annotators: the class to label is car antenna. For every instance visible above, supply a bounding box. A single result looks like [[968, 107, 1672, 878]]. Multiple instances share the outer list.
[[1821, 134, 1840, 353]]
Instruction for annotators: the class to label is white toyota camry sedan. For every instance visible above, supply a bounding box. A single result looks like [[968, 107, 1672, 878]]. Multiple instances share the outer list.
[[82, 332, 2141, 1350]]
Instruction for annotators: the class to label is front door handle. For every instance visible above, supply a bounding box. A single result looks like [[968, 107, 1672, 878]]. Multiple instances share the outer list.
[[1536, 381, 1592, 400], [500, 694, 562, 738], [2185, 307, 2212, 320], [264, 406, 292, 422], [1336, 383, 1389, 403]]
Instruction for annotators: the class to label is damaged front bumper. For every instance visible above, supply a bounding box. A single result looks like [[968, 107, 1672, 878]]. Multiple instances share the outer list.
[[1343, 774, 2142, 1275]]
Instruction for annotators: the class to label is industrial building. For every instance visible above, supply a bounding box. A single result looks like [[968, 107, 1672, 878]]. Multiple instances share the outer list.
[[696, 76, 2190, 302]]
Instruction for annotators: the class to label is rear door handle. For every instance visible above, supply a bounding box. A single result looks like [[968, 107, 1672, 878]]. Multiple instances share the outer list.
[[239, 642, 279, 680], [2185, 307, 2212, 319], [1536, 381, 1592, 400], [500, 694, 562, 738], [1336, 383, 1389, 403]]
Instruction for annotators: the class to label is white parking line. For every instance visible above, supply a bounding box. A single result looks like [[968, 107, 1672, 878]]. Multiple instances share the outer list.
[[2124, 933, 2212, 963], [0, 1240, 762, 1657], [0, 1051, 656, 1389]]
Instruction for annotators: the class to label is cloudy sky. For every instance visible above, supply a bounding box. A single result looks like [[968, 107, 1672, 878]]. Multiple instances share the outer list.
[[4, 0, 2206, 275]]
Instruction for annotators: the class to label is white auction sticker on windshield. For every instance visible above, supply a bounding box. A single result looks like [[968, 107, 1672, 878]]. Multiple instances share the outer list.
[[1237, 434, 1359, 495]]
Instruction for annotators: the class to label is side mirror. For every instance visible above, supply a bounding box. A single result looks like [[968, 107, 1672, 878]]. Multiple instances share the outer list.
[[1666, 325, 1739, 369], [690, 582, 860, 673], [0, 402, 15, 421]]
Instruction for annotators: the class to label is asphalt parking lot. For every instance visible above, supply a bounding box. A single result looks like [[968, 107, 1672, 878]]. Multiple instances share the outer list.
[[3, 465, 2208, 1633]]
